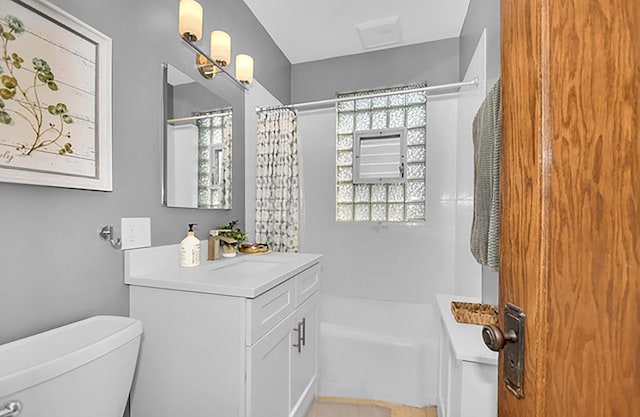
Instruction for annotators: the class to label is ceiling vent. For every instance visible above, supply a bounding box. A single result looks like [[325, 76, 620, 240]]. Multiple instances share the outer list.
[[356, 16, 401, 50]]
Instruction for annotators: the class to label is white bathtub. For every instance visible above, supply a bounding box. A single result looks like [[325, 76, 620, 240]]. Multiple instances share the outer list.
[[318, 295, 440, 407]]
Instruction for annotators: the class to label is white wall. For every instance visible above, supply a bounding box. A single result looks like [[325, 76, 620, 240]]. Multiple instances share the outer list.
[[166, 124, 198, 207], [454, 30, 487, 298], [244, 81, 282, 242], [297, 97, 460, 304]]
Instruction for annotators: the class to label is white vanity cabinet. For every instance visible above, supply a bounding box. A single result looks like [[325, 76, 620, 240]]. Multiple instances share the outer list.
[[247, 292, 318, 417], [125, 248, 321, 417], [436, 294, 498, 417]]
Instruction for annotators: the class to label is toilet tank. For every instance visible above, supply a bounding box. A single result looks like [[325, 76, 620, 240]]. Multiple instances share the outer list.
[[0, 316, 142, 417]]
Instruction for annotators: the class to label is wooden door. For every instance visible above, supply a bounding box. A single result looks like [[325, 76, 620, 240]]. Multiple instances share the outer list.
[[500, 1, 640, 416]]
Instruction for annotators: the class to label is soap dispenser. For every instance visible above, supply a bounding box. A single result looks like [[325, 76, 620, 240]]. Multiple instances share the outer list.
[[179, 223, 200, 267]]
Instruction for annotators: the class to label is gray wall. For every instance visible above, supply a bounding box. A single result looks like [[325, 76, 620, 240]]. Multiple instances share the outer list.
[[0, 0, 290, 345], [459, 0, 500, 88], [291, 37, 460, 103]]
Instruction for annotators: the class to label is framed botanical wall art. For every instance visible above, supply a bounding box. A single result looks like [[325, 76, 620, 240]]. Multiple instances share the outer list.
[[0, 0, 112, 191]]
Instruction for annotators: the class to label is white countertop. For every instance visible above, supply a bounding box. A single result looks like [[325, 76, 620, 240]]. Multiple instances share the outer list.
[[435, 294, 498, 366], [124, 241, 321, 298]]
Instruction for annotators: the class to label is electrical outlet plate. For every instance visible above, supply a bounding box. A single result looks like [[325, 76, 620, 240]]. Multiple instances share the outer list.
[[121, 217, 151, 250]]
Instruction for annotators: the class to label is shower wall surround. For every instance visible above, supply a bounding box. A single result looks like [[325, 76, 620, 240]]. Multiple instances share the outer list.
[[0, 0, 290, 345], [298, 101, 463, 303], [288, 37, 470, 304]]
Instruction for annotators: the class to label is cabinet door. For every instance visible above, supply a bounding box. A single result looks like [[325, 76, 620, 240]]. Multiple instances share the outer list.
[[246, 314, 293, 417], [290, 292, 318, 416]]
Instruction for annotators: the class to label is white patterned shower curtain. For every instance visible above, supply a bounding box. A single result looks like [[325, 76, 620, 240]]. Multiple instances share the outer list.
[[255, 109, 299, 252]]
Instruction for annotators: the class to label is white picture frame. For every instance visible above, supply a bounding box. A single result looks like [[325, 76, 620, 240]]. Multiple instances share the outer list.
[[0, 0, 112, 191]]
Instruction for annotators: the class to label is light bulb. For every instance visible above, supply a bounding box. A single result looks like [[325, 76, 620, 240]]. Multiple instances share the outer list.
[[210, 31, 231, 67], [235, 54, 254, 84], [178, 0, 203, 41]]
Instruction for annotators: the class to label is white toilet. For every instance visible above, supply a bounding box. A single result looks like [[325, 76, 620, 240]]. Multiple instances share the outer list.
[[0, 315, 142, 417]]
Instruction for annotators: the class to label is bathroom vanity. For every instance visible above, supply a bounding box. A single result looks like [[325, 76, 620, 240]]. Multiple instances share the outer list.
[[125, 244, 321, 417]]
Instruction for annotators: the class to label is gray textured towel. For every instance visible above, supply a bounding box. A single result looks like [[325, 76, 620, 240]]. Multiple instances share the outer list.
[[471, 80, 501, 270]]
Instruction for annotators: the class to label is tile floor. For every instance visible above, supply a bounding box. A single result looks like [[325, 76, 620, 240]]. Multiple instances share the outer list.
[[306, 401, 390, 417], [312, 397, 438, 417]]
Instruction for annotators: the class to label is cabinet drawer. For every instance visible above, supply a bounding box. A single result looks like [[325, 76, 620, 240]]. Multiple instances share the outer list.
[[246, 279, 295, 345], [294, 263, 320, 306]]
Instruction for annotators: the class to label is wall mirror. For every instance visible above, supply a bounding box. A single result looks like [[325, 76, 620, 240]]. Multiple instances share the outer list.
[[163, 62, 232, 209]]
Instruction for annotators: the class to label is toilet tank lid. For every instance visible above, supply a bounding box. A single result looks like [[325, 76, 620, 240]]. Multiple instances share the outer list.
[[0, 315, 142, 398]]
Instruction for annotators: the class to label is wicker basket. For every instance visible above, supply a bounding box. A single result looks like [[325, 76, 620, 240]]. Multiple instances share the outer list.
[[450, 301, 498, 325]]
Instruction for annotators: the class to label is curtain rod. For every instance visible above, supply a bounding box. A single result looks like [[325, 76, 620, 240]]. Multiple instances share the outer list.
[[255, 78, 479, 112]]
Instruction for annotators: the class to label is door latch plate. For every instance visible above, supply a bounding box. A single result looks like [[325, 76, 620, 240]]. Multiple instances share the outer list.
[[504, 303, 525, 398]]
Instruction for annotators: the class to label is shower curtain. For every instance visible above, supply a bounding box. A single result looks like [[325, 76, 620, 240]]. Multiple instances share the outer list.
[[255, 108, 300, 252]]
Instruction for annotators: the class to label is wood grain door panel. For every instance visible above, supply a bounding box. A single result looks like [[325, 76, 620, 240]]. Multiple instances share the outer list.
[[500, 0, 640, 416]]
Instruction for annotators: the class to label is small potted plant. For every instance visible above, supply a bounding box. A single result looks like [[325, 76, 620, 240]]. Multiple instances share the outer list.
[[217, 220, 246, 257]]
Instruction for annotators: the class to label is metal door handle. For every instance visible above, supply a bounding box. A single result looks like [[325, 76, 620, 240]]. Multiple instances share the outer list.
[[0, 401, 22, 417], [301, 317, 306, 347], [292, 321, 302, 353], [482, 303, 526, 399], [482, 324, 518, 351]]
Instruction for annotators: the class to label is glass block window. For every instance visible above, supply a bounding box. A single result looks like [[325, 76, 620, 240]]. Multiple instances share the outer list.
[[196, 108, 232, 209], [336, 85, 427, 222]]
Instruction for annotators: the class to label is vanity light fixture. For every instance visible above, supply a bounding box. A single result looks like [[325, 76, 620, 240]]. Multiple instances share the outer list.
[[178, 0, 254, 90]]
